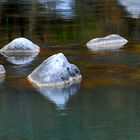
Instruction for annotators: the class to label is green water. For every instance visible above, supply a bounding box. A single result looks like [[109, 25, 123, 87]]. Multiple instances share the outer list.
[[0, 0, 140, 140]]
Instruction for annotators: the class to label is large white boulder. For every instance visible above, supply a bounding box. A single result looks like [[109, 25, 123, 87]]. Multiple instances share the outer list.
[[0, 37, 40, 54], [28, 53, 82, 87], [86, 34, 128, 51]]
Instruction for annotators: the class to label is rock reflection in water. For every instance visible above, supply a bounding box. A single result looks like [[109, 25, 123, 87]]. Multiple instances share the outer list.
[[6, 56, 36, 65], [1, 52, 39, 65], [0, 75, 5, 84], [37, 82, 80, 109]]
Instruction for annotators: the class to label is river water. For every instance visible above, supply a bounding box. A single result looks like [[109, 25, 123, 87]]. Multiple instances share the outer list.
[[0, 0, 140, 140]]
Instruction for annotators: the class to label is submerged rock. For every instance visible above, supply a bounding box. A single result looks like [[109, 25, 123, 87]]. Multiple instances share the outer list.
[[0, 65, 6, 75], [28, 53, 82, 87], [37, 82, 80, 109], [86, 34, 128, 51], [0, 37, 40, 54]]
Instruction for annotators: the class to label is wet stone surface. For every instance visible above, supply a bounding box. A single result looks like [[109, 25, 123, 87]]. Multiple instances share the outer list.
[[0, 37, 40, 54], [28, 53, 82, 87], [86, 34, 128, 51]]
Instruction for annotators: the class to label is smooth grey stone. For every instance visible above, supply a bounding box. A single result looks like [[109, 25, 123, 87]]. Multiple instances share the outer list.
[[0, 65, 6, 75], [37, 82, 80, 109], [28, 53, 82, 87], [0, 37, 40, 54], [86, 34, 128, 51]]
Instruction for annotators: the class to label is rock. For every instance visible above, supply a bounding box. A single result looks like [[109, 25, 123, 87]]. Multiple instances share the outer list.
[[37, 82, 80, 109], [0, 65, 6, 75], [0, 37, 40, 54], [86, 34, 128, 51], [28, 53, 82, 87]]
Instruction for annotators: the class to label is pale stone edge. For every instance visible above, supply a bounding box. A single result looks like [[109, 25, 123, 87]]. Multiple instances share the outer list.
[[0, 50, 40, 57], [0, 44, 40, 54], [87, 40, 128, 48], [87, 42, 127, 51], [27, 74, 82, 88], [0, 66, 6, 76], [86, 35, 128, 50], [0, 72, 6, 76]]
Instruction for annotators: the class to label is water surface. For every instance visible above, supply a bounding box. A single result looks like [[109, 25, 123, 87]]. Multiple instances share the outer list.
[[0, 0, 140, 140]]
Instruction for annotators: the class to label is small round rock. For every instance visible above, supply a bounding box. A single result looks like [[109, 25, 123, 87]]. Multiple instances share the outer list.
[[0, 37, 40, 54], [86, 34, 128, 51]]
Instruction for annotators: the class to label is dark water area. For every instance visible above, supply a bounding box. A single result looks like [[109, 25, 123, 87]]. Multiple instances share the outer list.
[[0, 0, 140, 140]]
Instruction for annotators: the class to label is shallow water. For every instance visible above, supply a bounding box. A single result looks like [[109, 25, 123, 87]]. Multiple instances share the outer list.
[[0, 0, 140, 140]]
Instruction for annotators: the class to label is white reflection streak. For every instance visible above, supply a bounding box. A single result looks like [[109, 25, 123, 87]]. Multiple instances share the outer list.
[[37, 83, 80, 110], [117, 0, 140, 19], [40, 0, 75, 19]]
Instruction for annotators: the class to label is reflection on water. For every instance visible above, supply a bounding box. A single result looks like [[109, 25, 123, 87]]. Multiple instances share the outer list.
[[117, 0, 140, 19], [40, 0, 75, 19], [37, 82, 80, 110], [0, 0, 139, 140], [0, 75, 5, 83], [6, 56, 37, 65], [1, 52, 39, 65]]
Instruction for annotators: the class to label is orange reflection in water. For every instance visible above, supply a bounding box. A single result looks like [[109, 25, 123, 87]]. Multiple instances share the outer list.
[[82, 64, 140, 88]]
